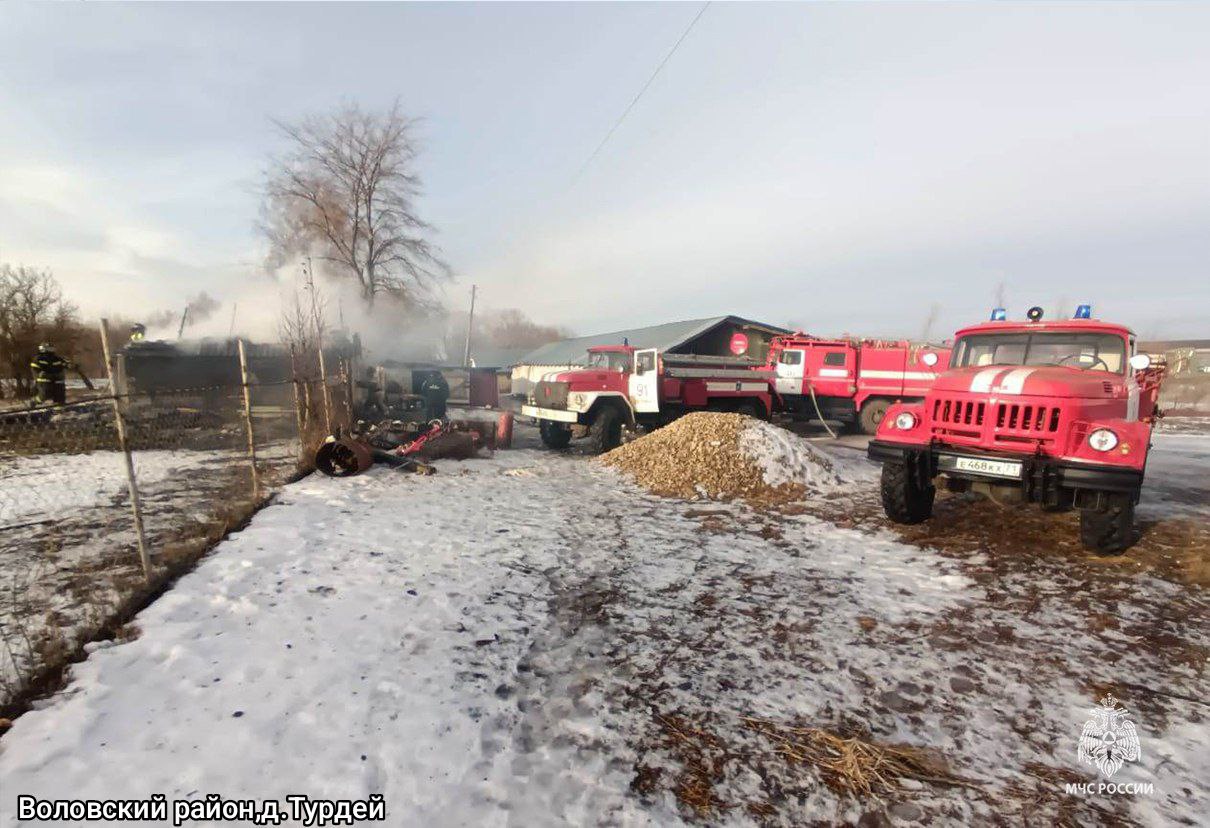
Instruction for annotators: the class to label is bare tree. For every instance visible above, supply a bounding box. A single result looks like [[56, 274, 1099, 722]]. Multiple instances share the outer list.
[[262, 101, 450, 309], [278, 260, 329, 359], [483, 308, 571, 349], [0, 265, 79, 398], [441, 307, 570, 362]]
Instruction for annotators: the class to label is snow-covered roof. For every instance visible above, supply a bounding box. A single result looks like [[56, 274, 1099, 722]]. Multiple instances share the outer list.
[[515, 315, 789, 366], [464, 345, 533, 369]]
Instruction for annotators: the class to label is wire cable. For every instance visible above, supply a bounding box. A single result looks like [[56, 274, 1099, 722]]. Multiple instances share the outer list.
[[570, 2, 711, 185]]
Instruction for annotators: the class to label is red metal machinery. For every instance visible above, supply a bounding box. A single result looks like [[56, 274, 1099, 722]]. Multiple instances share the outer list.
[[522, 345, 773, 453], [868, 305, 1165, 554], [767, 334, 951, 434]]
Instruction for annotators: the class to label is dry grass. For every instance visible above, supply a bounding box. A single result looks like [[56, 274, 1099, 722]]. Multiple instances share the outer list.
[[806, 485, 1210, 588], [637, 711, 967, 821], [647, 714, 733, 819], [740, 717, 963, 798]]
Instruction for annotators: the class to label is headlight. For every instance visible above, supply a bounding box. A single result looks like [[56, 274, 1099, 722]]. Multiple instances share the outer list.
[[1088, 428, 1118, 452], [571, 393, 585, 408], [894, 412, 917, 430]]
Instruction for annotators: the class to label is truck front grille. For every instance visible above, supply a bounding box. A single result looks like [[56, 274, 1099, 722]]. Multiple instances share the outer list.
[[995, 403, 1060, 433], [933, 397, 986, 428], [533, 381, 569, 409], [930, 394, 1062, 448]]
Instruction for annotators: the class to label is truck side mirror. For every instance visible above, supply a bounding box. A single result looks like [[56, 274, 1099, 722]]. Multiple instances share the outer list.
[[1129, 354, 1151, 371]]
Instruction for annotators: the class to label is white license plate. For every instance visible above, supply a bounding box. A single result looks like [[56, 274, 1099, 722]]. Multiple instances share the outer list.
[[951, 456, 1022, 478]]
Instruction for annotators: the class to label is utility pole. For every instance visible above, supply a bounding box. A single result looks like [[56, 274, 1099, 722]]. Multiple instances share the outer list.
[[177, 305, 189, 339], [462, 284, 477, 367]]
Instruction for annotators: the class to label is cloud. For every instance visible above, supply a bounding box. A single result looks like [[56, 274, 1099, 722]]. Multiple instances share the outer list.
[[1, 1, 1207, 343]]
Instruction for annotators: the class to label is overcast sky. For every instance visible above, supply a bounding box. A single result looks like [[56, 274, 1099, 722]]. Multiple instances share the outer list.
[[1, 1, 1207, 341]]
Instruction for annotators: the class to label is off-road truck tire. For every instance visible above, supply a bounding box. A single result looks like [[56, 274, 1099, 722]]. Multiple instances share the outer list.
[[539, 419, 572, 449], [1079, 493, 1135, 555], [585, 405, 624, 454], [859, 399, 891, 435], [880, 461, 935, 524], [734, 400, 767, 420]]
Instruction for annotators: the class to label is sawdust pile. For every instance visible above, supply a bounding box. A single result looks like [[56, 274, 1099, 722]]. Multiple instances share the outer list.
[[599, 412, 845, 504]]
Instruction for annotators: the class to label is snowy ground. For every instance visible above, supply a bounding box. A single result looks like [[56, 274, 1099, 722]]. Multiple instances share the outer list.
[[0, 442, 299, 701], [0, 425, 1205, 825]]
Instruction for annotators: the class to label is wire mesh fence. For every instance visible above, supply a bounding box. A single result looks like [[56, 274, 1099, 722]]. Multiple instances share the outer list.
[[0, 350, 353, 707]]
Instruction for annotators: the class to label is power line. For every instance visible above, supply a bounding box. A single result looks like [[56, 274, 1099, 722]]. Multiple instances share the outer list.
[[571, 2, 711, 185]]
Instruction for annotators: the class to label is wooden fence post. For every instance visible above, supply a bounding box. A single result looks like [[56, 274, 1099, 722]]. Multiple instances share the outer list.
[[289, 346, 306, 443], [343, 358, 355, 427], [316, 344, 332, 434], [237, 339, 260, 499], [99, 319, 151, 581]]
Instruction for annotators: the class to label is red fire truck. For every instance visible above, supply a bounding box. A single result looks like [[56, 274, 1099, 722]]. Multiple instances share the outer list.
[[867, 306, 1165, 554], [768, 335, 951, 433], [522, 345, 773, 453]]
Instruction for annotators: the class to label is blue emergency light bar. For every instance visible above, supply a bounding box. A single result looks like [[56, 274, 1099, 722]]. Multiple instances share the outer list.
[[990, 308, 1007, 321], [1074, 304, 1092, 319]]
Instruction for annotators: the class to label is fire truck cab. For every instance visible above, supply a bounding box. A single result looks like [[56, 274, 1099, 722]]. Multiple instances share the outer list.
[[867, 306, 1164, 554], [769, 336, 950, 433], [522, 345, 773, 453]]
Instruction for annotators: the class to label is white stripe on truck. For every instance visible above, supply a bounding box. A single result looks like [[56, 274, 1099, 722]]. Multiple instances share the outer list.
[[858, 370, 938, 380], [969, 369, 1001, 393], [705, 382, 769, 393], [997, 368, 1035, 395]]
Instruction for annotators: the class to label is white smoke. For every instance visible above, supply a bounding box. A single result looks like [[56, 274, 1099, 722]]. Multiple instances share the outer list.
[[137, 262, 463, 364]]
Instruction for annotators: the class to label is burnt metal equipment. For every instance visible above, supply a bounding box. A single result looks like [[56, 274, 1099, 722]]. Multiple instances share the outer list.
[[314, 419, 471, 477]]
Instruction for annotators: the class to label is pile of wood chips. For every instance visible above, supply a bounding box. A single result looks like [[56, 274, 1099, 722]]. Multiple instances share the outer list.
[[599, 412, 804, 504]]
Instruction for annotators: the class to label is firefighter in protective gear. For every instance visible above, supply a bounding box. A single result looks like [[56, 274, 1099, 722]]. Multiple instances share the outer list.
[[30, 343, 69, 405], [420, 371, 449, 421], [129, 323, 146, 343], [356, 367, 386, 420]]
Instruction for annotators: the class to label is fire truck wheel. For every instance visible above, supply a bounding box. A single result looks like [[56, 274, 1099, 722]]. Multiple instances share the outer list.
[[879, 462, 935, 524], [539, 420, 572, 449], [1079, 494, 1135, 555], [858, 399, 890, 435], [586, 406, 624, 454], [734, 400, 767, 420]]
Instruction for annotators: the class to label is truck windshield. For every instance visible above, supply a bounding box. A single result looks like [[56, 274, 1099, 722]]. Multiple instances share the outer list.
[[586, 351, 630, 371], [952, 332, 1127, 373]]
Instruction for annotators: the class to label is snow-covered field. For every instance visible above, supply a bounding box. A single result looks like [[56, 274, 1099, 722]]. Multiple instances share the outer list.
[[1, 449, 241, 528], [0, 443, 300, 700], [1143, 419, 1210, 520], [0, 426, 1205, 825]]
